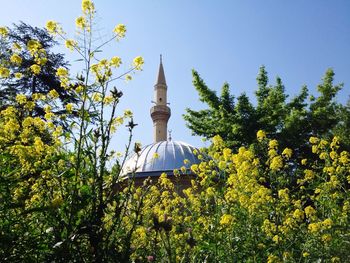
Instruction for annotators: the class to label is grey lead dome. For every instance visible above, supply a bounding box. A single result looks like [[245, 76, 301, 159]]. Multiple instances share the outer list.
[[122, 141, 200, 177]]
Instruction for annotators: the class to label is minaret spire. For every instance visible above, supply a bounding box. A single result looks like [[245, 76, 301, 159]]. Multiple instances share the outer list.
[[150, 56, 171, 142], [156, 54, 166, 86]]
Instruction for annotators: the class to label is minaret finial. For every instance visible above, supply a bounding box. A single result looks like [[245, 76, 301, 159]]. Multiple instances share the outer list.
[[160, 54, 162, 64], [168, 130, 172, 141]]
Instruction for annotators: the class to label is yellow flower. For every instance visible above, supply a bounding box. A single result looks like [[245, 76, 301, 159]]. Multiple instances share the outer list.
[[269, 139, 278, 149], [272, 235, 281, 244], [75, 16, 86, 29], [32, 93, 45, 101], [293, 209, 304, 221], [124, 109, 133, 118], [30, 64, 41, 75], [308, 222, 321, 233], [339, 151, 349, 164], [191, 164, 199, 173], [36, 57, 47, 66], [262, 219, 276, 237], [205, 187, 215, 197], [270, 156, 283, 171], [331, 257, 340, 263], [278, 188, 289, 201], [113, 116, 124, 126], [34, 136, 45, 153], [66, 103, 73, 113], [27, 40, 42, 55], [82, 0, 95, 14], [12, 43, 21, 51], [16, 94, 27, 104], [218, 161, 226, 170], [44, 106, 52, 115], [110, 56, 122, 67], [304, 169, 314, 181], [319, 139, 328, 148], [0, 26, 8, 37], [309, 136, 319, 144], [65, 39, 77, 51], [319, 152, 328, 160], [153, 153, 159, 159], [322, 218, 333, 229], [267, 254, 279, 263], [282, 148, 292, 159], [46, 20, 58, 34], [133, 56, 144, 70], [10, 54, 22, 65], [25, 101, 35, 111], [304, 206, 316, 218], [0, 67, 10, 78], [329, 151, 337, 160], [51, 196, 63, 208], [113, 24, 126, 38], [212, 135, 224, 146], [256, 130, 266, 141], [103, 95, 114, 105], [322, 234, 332, 242], [48, 89, 59, 98], [125, 74, 132, 81], [56, 67, 68, 77], [223, 148, 232, 160], [302, 252, 309, 257], [30, 194, 40, 204], [75, 85, 84, 93], [301, 158, 307, 165], [220, 214, 233, 225], [14, 72, 23, 79], [92, 92, 102, 102]]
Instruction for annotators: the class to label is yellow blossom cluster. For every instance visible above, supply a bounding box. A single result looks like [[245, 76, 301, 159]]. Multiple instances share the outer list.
[[82, 0, 95, 14], [56, 67, 70, 88], [0, 66, 10, 78], [113, 24, 126, 38], [10, 53, 22, 65], [133, 56, 144, 70], [65, 39, 78, 51], [0, 26, 8, 37], [125, 131, 350, 261], [75, 16, 86, 29]]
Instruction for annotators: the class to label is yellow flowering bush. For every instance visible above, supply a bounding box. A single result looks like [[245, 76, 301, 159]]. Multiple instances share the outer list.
[[1, 0, 144, 261], [1, 1, 349, 262], [123, 131, 350, 262]]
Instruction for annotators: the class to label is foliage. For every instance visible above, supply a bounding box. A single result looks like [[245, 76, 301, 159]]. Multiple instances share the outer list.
[[183, 67, 350, 157]]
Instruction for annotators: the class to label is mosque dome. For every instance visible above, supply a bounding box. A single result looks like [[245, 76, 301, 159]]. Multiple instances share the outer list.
[[122, 140, 200, 178]]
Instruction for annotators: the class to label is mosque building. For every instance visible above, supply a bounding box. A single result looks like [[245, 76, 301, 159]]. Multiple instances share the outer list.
[[122, 56, 201, 188]]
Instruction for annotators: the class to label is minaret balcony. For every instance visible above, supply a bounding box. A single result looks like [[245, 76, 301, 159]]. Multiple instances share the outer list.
[[151, 105, 171, 121]]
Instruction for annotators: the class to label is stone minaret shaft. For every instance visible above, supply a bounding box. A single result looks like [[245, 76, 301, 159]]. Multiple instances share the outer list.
[[150, 56, 171, 142]]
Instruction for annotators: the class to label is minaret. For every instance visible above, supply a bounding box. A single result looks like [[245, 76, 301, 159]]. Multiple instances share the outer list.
[[151, 55, 171, 142]]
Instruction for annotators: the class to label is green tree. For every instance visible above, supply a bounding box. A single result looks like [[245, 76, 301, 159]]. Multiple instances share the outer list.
[[184, 66, 350, 157]]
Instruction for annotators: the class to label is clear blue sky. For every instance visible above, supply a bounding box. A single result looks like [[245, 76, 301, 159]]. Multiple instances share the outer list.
[[1, 0, 350, 151]]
